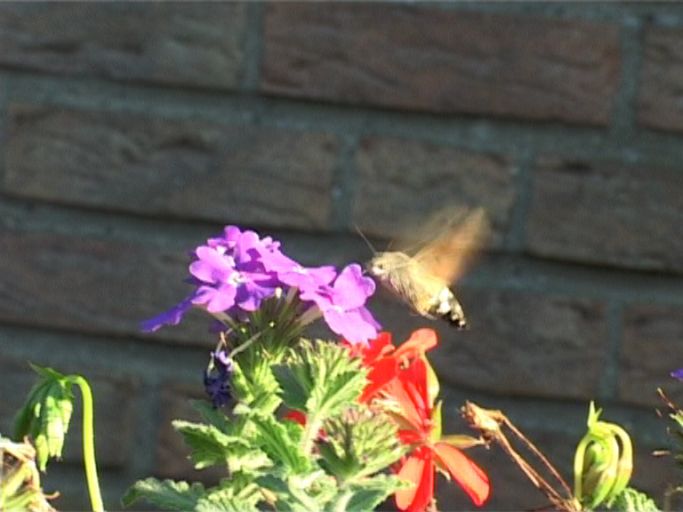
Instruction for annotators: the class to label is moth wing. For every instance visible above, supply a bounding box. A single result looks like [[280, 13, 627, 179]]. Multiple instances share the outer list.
[[409, 207, 490, 284]]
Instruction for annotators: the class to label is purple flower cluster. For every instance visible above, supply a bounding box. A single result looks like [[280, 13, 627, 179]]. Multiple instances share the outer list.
[[142, 226, 380, 344]]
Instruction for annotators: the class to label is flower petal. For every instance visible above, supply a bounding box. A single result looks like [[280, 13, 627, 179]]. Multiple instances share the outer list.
[[360, 357, 398, 403], [323, 307, 378, 344], [434, 442, 490, 507], [394, 328, 438, 361], [396, 449, 434, 512], [672, 368, 683, 380], [332, 264, 375, 309], [140, 296, 194, 332]]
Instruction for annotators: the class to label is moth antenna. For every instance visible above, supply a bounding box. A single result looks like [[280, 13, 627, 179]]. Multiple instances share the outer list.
[[354, 224, 378, 256]]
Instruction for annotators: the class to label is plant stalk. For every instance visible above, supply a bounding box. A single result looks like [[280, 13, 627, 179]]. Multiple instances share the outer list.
[[69, 376, 104, 512]]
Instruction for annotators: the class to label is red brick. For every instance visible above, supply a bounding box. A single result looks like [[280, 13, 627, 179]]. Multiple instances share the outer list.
[[4, 106, 338, 231], [352, 136, 516, 243], [620, 304, 683, 407], [262, 4, 620, 125], [527, 157, 683, 273], [370, 288, 609, 400], [0, 355, 137, 468], [0, 3, 246, 89], [638, 25, 683, 132], [0, 229, 209, 345]]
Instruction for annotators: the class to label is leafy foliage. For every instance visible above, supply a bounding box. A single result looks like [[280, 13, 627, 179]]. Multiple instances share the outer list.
[[606, 487, 660, 512], [122, 479, 206, 510], [319, 407, 406, 482], [126, 337, 407, 511]]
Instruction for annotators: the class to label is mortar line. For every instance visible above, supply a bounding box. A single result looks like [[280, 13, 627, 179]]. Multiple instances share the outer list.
[[5, 69, 683, 165], [609, 14, 644, 142], [598, 300, 624, 401], [242, 2, 265, 93], [504, 150, 535, 252], [329, 133, 361, 232], [126, 381, 165, 477], [0, 72, 9, 185]]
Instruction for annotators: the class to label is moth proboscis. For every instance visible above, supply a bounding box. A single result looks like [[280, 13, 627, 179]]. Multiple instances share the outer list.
[[366, 207, 490, 329]]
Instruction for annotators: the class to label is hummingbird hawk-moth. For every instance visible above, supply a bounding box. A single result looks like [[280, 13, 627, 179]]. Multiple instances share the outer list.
[[366, 208, 489, 329]]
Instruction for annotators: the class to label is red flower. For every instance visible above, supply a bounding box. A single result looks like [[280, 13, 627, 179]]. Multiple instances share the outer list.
[[384, 350, 490, 511], [345, 329, 438, 403]]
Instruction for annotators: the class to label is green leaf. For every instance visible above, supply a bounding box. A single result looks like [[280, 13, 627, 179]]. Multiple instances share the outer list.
[[274, 340, 367, 455], [195, 485, 261, 512], [606, 486, 660, 512], [258, 471, 337, 512], [13, 365, 75, 471], [190, 400, 232, 432], [122, 478, 205, 510], [173, 420, 250, 470], [251, 415, 310, 474], [345, 475, 411, 511], [274, 340, 366, 422], [231, 359, 282, 415], [319, 407, 405, 482]]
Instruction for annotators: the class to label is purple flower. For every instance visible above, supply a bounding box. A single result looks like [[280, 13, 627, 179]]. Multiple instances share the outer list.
[[300, 264, 380, 344], [140, 295, 195, 333], [141, 227, 286, 331], [671, 369, 683, 380], [204, 350, 234, 408], [260, 249, 337, 291], [141, 226, 382, 343]]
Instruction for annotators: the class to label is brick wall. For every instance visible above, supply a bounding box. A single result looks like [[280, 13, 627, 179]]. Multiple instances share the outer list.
[[0, 3, 682, 509]]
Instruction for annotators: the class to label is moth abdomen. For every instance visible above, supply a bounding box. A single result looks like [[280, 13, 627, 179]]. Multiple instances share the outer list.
[[428, 287, 467, 330]]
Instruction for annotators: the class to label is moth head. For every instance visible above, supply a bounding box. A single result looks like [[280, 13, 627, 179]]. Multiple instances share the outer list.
[[367, 252, 407, 278]]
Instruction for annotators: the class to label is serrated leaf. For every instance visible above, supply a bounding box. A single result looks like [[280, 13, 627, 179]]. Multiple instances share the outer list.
[[231, 360, 282, 415], [252, 415, 310, 473], [190, 400, 232, 432], [258, 471, 337, 512], [195, 485, 261, 512], [275, 341, 365, 418], [173, 420, 250, 470], [274, 340, 366, 457], [345, 475, 411, 511], [122, 478, 205, 510], [320, 407, 405, 482]]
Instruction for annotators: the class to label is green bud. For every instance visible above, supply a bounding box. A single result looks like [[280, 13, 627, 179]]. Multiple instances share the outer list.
[[13, 364, 75, 472], [573, 402, 634, 509]]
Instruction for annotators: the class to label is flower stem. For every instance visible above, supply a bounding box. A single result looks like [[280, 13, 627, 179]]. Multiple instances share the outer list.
[[301, 415, 323, 456], [69, 376, 104, 512]]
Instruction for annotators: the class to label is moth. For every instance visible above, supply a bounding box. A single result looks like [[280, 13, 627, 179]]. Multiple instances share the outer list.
[[366, 207, 489, 329]]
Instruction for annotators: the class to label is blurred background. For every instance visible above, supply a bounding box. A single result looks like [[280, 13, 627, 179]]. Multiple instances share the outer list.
[[0, 1, 682, 510]]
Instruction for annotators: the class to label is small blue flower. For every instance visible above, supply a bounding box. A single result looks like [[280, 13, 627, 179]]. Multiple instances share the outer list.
[[671, 369, 683, 380], [204, 350, 233, 408]]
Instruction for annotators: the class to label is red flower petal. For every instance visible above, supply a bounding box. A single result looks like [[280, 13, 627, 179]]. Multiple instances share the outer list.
[[284, 410, 307, 426], [399, 358, 431, 419], [360, 356, 398, 403], [434, 442, 490, 507], [394, 328, 438, 363], [395, 448, 434, 512]]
